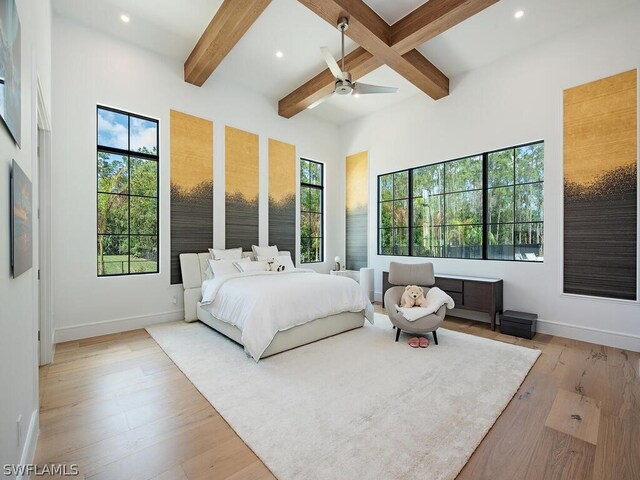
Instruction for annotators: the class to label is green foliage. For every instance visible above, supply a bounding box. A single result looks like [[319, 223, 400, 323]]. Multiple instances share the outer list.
[[97, 145, 158, 275], [300, 160, 324, 262], [380, 143, 544, 260]]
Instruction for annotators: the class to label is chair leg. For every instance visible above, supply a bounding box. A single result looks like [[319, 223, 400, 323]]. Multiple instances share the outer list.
[[395, 328, 401, 342], [432, 330, 438, 345]]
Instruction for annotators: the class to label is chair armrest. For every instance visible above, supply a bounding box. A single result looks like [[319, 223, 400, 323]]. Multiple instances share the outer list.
[[384, 286, 404, 315]]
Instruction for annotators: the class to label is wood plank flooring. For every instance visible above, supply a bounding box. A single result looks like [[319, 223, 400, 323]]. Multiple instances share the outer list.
[[35, 306, 639, 479]]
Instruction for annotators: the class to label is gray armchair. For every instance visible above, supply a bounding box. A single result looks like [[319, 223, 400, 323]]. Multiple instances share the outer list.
[[384, 262, 446, 344]]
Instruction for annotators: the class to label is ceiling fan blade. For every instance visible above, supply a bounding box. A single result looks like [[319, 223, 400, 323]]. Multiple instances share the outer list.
[[320, 47, 344, 80], [353, 82, 398, 95], [307, 93, 333, 110]]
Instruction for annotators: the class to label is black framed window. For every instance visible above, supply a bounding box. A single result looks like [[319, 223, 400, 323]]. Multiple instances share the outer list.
[[378, 170, 409, 255], [487, 142, 544, 261], [300, 158, 324, 263], [97, 105, 159, 276], [378, 141, 544, 261]]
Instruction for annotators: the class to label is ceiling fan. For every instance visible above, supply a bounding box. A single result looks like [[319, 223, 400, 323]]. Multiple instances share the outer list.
[[308, 17, 398, 109]]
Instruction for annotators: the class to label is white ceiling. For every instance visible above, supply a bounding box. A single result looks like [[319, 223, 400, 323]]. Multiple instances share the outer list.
[[53, 0, 639, 125]]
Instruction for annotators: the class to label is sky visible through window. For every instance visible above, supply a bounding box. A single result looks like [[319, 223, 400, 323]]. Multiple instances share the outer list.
[[98, 108, 157, 152]]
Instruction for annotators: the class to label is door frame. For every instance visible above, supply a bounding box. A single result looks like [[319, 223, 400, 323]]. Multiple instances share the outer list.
[[35, 77, 53, 365]]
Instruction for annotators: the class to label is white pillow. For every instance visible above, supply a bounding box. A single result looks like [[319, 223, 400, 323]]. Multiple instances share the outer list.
[[235, 260, 269, 273], [276, 255, 295, 271], [209, 247, 243, 260], [207, 258, 248, 278], [257, 255, 295, 271], [252, 245, 278, 259]]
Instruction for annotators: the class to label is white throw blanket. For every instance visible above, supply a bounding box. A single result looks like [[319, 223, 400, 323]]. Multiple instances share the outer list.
[[201, 269, 374, 360], [395, 287, 455, 321]]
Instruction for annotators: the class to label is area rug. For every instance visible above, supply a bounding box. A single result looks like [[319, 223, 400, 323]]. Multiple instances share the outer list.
[[147, 314, 540, 480]]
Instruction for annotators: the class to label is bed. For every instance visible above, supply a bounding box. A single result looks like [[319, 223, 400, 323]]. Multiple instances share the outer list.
[[179, 251, 373, 360]]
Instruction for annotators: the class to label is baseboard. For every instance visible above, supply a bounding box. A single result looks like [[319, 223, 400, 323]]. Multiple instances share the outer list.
[[17, 409, 39, 480], [536, 319, 640, 352], [54, 310, 184, 343]]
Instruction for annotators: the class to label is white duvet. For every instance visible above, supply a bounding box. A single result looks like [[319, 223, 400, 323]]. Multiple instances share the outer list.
[[201, 269, 374, 360]]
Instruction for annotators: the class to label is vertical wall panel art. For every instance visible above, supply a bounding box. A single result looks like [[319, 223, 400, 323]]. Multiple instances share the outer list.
[[269, 139, 296, 262], [170, 110, 213, 285], [225, 126, 259, 250], [346, 151, 369, 270], [563, 69, 637, 300]]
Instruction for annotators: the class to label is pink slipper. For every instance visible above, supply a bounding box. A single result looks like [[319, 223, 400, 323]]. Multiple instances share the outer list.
[[408, 337, 420, 348], [419, 337, 429, 348]]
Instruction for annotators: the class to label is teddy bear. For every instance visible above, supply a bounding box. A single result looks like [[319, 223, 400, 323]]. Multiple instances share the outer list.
[[266, 258, 285, 272], [401, 285, 428, 308]]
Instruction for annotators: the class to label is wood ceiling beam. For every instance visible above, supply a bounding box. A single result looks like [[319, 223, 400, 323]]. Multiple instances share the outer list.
[[184, 0, 271, 86], [280, 0, 499, 118], [390, 0, 499, 54]]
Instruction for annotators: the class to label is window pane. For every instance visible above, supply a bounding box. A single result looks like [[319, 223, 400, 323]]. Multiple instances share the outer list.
[[516, 143, 544, 183], [301, 212, 321, 238], [515, 183, 543, 222], [487, 186, 514, 224], [130, 235, 158, 273], [130, 158, 157, 197], [515, 223, 543, 261], [130, 117, 158, 154], [130, 197, 158, 234], [393, 171, 408, 199], [307, 237, 322, 262], [445, 190, 482, 225], [394, 228, 409, 256], [446, 225, 482, 259], [300, 160, 310, 184], [97, 193, 128, 234], [379, 174, 393, 201], [98, 153, 128, 194], [97, 108, 128, 150], [304, 187, 321, 213], [413, 226, 444, 257], [393, 199, 409, 228], [308, 162, 322, 186], [487, 149, 514, 187], [487, 224, 514, 260], [379, 229, 392, 255], [97, 235, 129, 275], [380, 201, 392, 230], [445, 156, 482, 192], [412, 163, 444, 197]]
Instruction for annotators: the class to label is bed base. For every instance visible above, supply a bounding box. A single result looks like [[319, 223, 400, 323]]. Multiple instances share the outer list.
[[197, 305, 365, 358]]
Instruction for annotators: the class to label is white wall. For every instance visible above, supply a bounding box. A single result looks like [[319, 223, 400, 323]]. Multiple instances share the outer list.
[[340, 4, 640, 351], [51, 16, 342, 342], [0, 0, 51, 471]]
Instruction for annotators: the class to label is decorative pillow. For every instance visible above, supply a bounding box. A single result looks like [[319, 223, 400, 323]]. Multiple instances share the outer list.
[[276, 255, 295, 271], [207, 258, 248, 278], [235, 260, 269, 273], [251, 245, 278, 260], [257, 255, 295, 271], [208, 247, 243, 260]]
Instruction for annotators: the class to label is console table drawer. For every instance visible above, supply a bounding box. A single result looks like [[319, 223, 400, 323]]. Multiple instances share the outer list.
[[448, 292, 463, 306], [435, 278, 463, 293]]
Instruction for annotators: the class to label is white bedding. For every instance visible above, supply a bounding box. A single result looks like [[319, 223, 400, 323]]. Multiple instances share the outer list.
[[201, 269, 374, 360]]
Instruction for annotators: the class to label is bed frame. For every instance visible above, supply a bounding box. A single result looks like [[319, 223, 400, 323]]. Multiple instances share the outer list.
[[179, 251, 365, 358]]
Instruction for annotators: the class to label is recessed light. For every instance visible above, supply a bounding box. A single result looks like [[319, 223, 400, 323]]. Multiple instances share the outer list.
[[275, 51, 284, 58], [120, 14, 130, 23], [514, 10, 524, 19], [353, 93, 360, 99]]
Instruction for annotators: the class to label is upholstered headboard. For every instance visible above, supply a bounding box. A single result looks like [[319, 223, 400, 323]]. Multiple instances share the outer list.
[[179, 251, 291, 322]]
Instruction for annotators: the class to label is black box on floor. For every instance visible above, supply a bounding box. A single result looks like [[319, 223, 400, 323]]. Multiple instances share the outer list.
[[500, 310, 537, 339]]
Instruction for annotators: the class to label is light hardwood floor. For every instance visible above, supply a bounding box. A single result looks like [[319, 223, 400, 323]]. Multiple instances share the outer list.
[[35, 307, 639, 479]]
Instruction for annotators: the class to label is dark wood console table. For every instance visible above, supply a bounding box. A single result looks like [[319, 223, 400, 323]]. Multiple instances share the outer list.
[[382, 271, 504, 331]]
